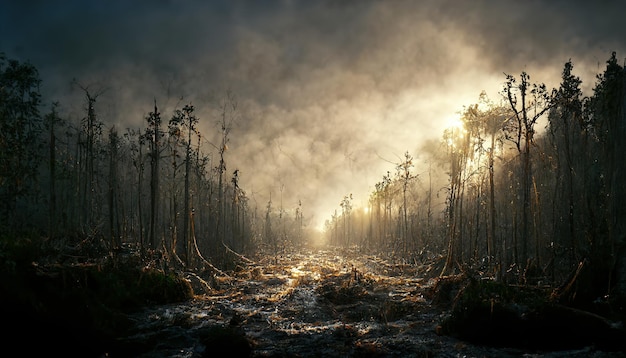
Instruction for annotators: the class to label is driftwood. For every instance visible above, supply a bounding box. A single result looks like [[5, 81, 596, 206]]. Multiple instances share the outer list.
[[550, 258, 587, 303], [223, 242, 256, 265], [185, 271, 213, 295]]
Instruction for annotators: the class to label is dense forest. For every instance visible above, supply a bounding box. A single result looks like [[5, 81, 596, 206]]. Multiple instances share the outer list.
[[0, 53, 269, 269], [322, 53, 626, 302], [1, 51, 626, 356]]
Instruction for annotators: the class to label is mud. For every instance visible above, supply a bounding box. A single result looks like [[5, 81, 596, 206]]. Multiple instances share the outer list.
[[119, 249, 623, 357]]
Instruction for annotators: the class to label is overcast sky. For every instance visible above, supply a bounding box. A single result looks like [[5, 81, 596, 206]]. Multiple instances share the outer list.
[[2, 0, 625, 230]]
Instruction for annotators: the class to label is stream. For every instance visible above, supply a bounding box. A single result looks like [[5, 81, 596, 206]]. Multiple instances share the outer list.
[[115, 249, 624, 357]]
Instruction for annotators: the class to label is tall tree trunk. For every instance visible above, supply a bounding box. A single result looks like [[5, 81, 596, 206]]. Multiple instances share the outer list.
[[488, 134, 496, 269], [85, 95, 96, 230], [48, 109, 57, 238], [521, 135, 531, 265], [138, 140, 145, 253], [148, 100, 161, 251], [183, 140, 191, 266], [108, 127, 121, 250]]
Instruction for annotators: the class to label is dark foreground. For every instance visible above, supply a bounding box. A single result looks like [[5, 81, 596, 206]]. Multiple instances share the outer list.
[[3, 247, 625, 357]]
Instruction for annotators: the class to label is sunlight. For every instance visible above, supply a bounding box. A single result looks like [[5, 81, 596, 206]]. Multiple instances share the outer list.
[[443, 115, 467, 149], [290, 266, 305, 277], [444, 115, 465, 132]]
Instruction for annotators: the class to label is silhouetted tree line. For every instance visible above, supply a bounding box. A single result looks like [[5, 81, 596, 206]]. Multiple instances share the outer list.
[[0, 53, 310, 270], [4, 50, 626, 305], [324, 52, 626, 306]]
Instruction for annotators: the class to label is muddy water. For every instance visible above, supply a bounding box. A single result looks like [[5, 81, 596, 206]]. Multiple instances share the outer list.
[[119, 249, 622, 357]]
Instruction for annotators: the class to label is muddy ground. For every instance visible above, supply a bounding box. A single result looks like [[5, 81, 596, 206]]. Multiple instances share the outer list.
[[119, 248, 624, 357]]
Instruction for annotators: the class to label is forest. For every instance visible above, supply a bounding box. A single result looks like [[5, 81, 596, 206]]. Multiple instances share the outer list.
[[1, 51, 626, 357]]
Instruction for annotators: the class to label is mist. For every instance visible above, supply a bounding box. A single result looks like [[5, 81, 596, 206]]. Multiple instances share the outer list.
[[2, 0, 624, 230]]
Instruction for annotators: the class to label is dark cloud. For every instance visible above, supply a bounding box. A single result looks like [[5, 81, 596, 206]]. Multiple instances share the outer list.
[[2, 0, 624, 228]]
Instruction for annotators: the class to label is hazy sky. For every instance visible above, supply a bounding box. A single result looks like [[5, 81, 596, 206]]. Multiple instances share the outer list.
[[2, 0, 625, 230]]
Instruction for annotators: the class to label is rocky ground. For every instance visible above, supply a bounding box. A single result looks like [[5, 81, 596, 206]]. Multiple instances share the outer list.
[[116, 248, 625, 357]]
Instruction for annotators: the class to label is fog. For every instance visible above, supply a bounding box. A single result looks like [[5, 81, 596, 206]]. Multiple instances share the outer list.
[[2, 0, 624, 230]]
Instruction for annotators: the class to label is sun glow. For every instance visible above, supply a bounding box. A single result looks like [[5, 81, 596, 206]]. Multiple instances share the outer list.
[[443, 115, 467, 149], [444, 116, 465, 132]]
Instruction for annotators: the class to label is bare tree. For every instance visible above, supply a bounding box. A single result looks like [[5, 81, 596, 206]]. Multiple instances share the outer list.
[[396, 151, 417, 252], [502, 72, 553, 267], [145, 99, 163, 252], [548, 60, 584, 266], [170, 103, 200, 266], [216, 91, 238, 247], [465, 93, 511, 273], [340, 193, 353, 246], [440, 120, 468, 276], [125, 128, 146, 252], [108, 126, 121, 250], [73, 80, 106, 231]]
